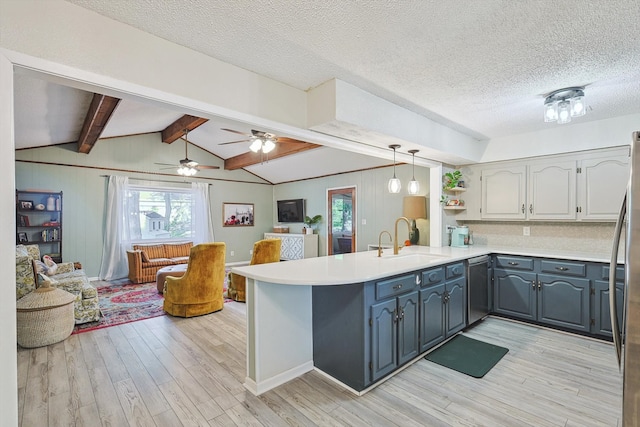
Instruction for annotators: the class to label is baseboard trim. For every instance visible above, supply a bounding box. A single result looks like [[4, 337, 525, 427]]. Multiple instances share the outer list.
[[244, 360, 314, 395]]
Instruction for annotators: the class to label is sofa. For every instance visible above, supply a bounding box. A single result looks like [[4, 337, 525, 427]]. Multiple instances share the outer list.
[[126, 242, 193, 284], [16, 244, 100, 324]]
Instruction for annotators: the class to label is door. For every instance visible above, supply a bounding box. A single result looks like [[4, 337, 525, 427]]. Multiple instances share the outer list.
[[419, 284, 446, 352], [397, 291, 419, 365], [594, 280, 625, 337], [327, 187, 356, 255], [445, 277, 467, 336], [528, 160, 576, 220], [481, 166, 527, 220], [578, 156, 630, 220], [493, 269, 537, 321], [538, 274, 590, 332], [370, 299, 397, 381]]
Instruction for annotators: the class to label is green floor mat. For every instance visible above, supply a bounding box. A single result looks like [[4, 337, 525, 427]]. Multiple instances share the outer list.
[[425, 334, 508, 378]]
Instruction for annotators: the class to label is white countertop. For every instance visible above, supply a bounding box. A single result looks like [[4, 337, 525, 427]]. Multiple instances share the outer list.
[[231, 245, 622, 286]]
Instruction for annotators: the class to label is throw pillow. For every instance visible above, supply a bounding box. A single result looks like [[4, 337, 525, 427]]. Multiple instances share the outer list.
[[140, 251, 150, 263], [42, 255, 58, 275], [37, 272, 58, 286]]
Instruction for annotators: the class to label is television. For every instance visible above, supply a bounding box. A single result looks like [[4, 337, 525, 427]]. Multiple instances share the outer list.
[[277, 199, 305, 223]]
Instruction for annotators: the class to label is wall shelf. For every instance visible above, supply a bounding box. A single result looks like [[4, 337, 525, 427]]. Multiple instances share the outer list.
[[443, 206, 466, 211]]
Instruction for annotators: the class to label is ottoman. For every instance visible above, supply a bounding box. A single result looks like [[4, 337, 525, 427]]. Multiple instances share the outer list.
[[156, 264, 188, 293]]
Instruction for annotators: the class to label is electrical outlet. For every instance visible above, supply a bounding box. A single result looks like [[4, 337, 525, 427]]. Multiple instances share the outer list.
[[249, 249, 253, 255], [523, 226, 530, 236], [230, 250, 235, 256], [362, 218, 367, 225]]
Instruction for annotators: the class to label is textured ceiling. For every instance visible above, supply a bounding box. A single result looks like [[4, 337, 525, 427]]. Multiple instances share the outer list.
[[66, 0, 640, 140]]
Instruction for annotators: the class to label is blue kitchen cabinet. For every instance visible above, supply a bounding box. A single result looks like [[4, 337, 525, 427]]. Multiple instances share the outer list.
[[494, 268, 537, 321], [592, 264, 626, 338], [494, 256, 591, 333], [419, 264, 466, 352]]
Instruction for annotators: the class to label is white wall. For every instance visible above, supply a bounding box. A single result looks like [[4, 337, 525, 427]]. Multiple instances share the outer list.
[[481, 113, 640, 163], [274, 163, 431, 255]]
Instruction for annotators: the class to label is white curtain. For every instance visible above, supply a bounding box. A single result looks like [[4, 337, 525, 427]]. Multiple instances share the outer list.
[[191, 182, 215, 243], [99, 175, 130, 280]]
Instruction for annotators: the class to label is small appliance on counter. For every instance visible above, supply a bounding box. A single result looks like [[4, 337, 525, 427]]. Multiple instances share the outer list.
[[451, 226, 469, 247]]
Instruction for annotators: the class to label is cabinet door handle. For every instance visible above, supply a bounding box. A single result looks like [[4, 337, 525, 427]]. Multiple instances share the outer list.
[[522, 204, 525, 213], [555, 266, 569, 271], [399, 308, 405, 320], [508, 261, 519, 266], [392, 284, 403, 290], [529, 204, 533, 214], [538, 281, 541, 290], [393, 309, 399, 323], [532, 281, 536, 289]]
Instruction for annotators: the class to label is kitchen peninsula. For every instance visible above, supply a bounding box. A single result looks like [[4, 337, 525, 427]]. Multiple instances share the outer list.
[[232, 244, 622, 396]]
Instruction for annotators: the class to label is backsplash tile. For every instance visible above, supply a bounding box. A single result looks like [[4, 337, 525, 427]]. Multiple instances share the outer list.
[[461, 221, 619, 255]]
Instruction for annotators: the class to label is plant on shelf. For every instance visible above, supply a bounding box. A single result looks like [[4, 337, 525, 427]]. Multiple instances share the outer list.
[[443, 170, 462, 190], [441, 170, 464, 205]]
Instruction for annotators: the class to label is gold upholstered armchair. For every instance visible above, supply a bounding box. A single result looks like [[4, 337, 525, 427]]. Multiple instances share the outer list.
[[228, 238, 281, 302], [163, 242, 226, 317]]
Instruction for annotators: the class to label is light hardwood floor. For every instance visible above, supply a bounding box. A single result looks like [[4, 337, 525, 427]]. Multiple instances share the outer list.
[[17, 301, 622, 426]]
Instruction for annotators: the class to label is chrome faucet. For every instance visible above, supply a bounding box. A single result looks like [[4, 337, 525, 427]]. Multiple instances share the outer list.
[[377, 230, 392, 257], [394, 216, 411, 255]]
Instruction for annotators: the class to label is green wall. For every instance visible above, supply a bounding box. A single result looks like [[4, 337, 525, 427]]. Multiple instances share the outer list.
[[15, 133, 274, 277], [15, 133, 432, 276]]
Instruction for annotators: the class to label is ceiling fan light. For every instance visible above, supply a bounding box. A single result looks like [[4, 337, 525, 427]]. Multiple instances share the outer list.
[[249, 138, 262, 153], [263, 138, 276, 153], [557, 100, 572, 124]]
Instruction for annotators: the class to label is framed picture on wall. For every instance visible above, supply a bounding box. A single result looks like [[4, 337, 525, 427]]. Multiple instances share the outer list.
[[223, 203, 254, 227]]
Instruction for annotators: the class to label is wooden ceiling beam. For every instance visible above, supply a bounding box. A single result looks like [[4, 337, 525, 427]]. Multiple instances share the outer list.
[[77, 94, 121, 154], [161, 115, 208, 143], [224, 139, 321, 170]]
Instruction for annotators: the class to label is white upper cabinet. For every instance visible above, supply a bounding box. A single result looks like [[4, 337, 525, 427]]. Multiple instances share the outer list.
[[577, 155, 630, 221], [464, 146, 629, 222], [481, 166, 526, 220], [528, 160, 576, 220]]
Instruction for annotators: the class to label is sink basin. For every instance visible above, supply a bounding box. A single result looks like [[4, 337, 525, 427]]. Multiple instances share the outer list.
[[379, 253, 447, 263]]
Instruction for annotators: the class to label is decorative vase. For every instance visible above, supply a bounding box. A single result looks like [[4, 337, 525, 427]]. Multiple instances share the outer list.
[[305, 227, 314, 235], [46, 195, 55, 211]]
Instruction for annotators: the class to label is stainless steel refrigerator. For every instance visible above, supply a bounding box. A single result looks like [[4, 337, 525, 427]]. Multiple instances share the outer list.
[[610, 130, 640, 426]]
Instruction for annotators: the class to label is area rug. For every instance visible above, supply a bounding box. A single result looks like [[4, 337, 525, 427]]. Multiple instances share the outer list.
[[73, 271, 235, 334], [424, 334, 509, 378]]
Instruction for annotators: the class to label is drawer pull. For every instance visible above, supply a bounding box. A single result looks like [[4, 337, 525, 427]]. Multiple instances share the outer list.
[[392, 284, 403, 290], [508, 261, 519, 266], [555, 266, 569, 271]]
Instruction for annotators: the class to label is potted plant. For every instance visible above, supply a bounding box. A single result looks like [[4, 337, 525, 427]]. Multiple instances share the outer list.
[[441, 170, 463, 205], [304, 214, 323, 234]]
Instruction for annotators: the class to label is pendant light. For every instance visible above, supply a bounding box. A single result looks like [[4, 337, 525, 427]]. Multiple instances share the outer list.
[[407, 149, 420, 194], [388, 144, 401, 193]]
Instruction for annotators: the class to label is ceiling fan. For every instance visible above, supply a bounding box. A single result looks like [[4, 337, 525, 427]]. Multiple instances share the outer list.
[[156, 129, 220, 176], [218, 128, 281, 153]]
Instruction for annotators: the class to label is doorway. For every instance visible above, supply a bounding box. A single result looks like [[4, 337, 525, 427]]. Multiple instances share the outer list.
[[327, 187, 356, 255]]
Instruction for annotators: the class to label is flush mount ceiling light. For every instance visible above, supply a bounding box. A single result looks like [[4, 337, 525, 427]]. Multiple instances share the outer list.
[[544, 86, 586, 124], [407, 149, 420, 195], [388, 144, 402, 193]]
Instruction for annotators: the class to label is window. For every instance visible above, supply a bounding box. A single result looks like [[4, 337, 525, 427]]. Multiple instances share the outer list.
[[126, 184, 193, 241]]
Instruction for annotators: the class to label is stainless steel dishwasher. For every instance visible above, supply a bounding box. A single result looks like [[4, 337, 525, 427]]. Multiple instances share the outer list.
[[467, 255, 491, 325]]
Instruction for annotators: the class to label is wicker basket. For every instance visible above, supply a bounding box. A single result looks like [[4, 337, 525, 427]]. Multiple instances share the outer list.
[[16, 282, 76, 348]]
